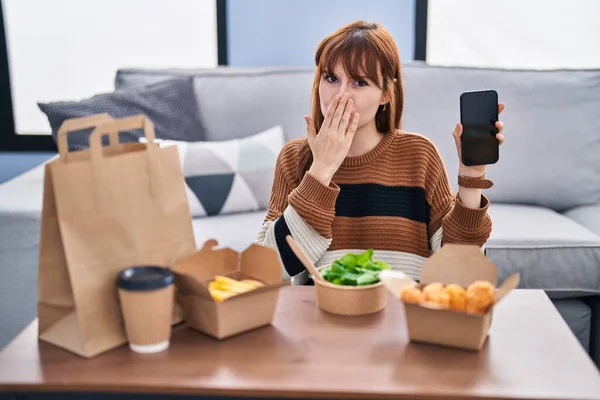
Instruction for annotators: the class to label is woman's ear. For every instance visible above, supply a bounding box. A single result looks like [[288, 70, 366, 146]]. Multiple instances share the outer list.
[[380, 77, 395, 105]]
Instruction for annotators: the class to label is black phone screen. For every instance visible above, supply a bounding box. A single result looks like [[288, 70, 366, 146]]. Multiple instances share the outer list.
[[460, 90, 499, 166]]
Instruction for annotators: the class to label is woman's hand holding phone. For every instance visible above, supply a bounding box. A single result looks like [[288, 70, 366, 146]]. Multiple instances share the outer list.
[[453, 102, 506, 177]]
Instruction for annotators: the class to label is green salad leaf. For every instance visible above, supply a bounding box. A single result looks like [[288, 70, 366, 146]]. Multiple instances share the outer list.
[[320, 249, 391, 286]]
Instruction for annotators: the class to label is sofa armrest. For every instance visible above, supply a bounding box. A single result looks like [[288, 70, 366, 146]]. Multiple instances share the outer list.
[[563, 204, 600, 237], [0, 161, 48, 350]]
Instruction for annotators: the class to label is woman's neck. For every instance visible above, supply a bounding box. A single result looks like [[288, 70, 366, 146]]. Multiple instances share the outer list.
[[347, 120, 385, 157]]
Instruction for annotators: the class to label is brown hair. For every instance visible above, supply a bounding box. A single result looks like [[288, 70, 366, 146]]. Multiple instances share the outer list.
[[298, 20, 404, 182]]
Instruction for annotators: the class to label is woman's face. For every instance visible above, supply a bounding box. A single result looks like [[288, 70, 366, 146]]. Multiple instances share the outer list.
[[318, 62, 386, 130]]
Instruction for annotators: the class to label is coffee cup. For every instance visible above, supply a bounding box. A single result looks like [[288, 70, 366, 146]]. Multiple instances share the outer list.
[[117, 266, 174, 353]]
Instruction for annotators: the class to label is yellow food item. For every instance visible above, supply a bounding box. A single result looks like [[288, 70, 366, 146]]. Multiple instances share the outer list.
[[424, 289, 451, 308], [423, 282, 444, 296], [400, 280, 496, 314], [240, 279, 265, 289], [400, 286, 424, 304], [208, 276, 264, 302], [444, 284, 468, 312], [214, 276, 257, 291], [466, 280, 495, 314], [209, 288, 235, 302]]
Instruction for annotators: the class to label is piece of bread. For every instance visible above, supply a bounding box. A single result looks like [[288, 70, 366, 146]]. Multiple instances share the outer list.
[[400, 285, 425, 304], [444, 283, 468, 312], [466, 280, 495, 314]]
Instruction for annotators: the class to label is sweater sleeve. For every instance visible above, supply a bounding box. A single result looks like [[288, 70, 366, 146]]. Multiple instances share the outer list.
[[426, 147, 492, 253], [255, 144, 339, 285]]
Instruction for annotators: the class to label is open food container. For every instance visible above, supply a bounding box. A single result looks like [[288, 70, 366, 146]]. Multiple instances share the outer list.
[[172, 239, 288, 339], [287, 236, 389, 316], [380, 244, 520, 351], [315, 265, 387, 316]]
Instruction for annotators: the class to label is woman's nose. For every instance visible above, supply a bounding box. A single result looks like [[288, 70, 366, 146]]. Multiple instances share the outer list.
[[338, 80, 351, 95], [337, 89, 354, 106]]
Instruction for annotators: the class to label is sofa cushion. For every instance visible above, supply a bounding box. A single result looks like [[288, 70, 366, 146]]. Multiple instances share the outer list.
[[487, 203, 600, 298], [38, 77, 205, 150], [401, 64, 600, 212], [192, 211, 266, 251], [116, 67, 314, 142], [145, 126, 285, 217]]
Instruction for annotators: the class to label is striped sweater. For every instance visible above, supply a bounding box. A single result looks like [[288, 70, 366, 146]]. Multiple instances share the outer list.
[[255, 130, 492, 285]]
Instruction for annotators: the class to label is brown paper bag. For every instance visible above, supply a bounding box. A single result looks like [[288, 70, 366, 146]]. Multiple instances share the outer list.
[[38, 114, 196, 358]]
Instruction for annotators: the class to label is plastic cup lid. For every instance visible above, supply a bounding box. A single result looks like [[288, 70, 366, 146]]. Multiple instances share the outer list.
[[117, 266, 174, 291]]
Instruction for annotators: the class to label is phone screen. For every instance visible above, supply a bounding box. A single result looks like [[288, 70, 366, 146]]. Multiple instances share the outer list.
[[460, 90, 499, 166], [461, 90, 498, 128]]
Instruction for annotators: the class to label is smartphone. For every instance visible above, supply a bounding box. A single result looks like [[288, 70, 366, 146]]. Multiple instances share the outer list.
[[459, 90, 499, 166]]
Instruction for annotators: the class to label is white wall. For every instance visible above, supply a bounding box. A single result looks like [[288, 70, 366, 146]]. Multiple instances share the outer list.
[[427, 0, 600, 69], [3, 0, 218, 135]]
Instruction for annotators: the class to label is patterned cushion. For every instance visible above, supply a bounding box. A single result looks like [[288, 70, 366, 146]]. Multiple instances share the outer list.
[[38, 77, 205, 150], [144, 125, 285, 217]]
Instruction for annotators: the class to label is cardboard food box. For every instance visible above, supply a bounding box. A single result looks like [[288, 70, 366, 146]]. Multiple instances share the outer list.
[[386, 244, 520, 351], [171, 239, 288, 340]]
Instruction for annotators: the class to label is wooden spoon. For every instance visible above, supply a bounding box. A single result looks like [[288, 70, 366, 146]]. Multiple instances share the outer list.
[[285, 235, 327, 283]]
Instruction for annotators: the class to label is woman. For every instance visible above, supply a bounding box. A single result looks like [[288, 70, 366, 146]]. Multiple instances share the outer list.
[[256, 21, 505, 285]]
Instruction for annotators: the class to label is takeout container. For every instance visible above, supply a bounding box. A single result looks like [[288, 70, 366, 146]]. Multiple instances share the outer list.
[[285, 235, 388, 316], [380, 244, 520, 351], [171, 239, 288, 339], [315, 265, 388, 316]]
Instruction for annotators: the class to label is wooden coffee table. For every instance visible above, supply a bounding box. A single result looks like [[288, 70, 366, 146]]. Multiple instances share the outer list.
[[1, 287, 599, 400]]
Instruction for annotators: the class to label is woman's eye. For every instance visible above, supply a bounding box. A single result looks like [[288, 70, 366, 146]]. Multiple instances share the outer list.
[[324, 74, 367, 86]]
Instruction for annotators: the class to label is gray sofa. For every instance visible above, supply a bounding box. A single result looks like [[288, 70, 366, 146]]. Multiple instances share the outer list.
[[1, 63, 599, 367]]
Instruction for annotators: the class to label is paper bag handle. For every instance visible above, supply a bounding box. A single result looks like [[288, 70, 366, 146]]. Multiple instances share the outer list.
[[57, 113, 115, 161], [89, 115, 163, 200], [88, 114, 156, 158]]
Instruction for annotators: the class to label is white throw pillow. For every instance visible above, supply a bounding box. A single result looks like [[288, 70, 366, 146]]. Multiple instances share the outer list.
[[141, 125, 285, 217]]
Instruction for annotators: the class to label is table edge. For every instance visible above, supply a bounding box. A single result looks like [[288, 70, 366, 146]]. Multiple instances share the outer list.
[[3, 383, 594, 400]]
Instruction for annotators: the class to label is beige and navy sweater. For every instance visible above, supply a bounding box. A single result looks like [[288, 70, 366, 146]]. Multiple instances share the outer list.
[[255, 130, 492, 285]]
